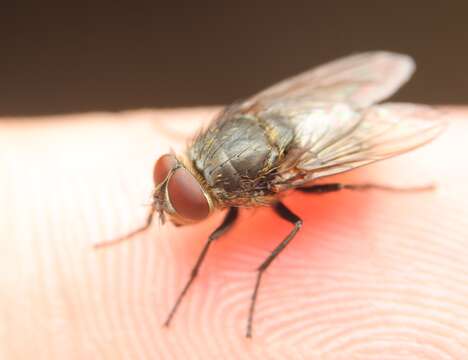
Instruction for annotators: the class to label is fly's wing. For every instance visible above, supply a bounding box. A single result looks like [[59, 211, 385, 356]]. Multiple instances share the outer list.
[[193, 52, 443, 192], [236, 51, 443, 188], [242, 51, 415, 110], [263, 101, 447, 189]]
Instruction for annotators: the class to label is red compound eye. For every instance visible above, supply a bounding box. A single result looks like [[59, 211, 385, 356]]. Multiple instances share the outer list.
[[153, 154, 177, 185], [167, 168, 210, 221]]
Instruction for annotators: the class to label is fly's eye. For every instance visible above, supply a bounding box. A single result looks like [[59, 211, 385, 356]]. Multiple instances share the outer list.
[[167, 168, 210, 221], [154, 154, 178, 185]]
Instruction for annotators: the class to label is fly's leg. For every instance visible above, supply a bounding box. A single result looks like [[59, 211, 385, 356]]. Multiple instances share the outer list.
[[246, 201, 302, 338], [164, 207, 239, 327], [297, 182, 435, 194], [94, 206, 156, 249]]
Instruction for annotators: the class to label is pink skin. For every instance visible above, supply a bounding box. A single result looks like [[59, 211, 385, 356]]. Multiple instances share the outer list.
[[1, 107, 468, 359]]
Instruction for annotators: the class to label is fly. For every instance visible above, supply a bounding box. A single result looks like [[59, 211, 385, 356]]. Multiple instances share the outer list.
[[95, 51, 447, 338]]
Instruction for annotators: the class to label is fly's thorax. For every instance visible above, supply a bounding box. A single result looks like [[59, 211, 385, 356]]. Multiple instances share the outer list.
[[188, 113, 294, 206], [153, 153, 216, 225]]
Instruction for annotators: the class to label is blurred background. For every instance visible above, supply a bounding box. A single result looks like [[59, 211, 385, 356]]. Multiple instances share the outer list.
[[1, 2, 467, 116]]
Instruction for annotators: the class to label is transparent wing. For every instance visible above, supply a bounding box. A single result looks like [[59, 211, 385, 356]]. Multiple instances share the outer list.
[[242, 51, 415, 110], [265, 102, 447, 188]]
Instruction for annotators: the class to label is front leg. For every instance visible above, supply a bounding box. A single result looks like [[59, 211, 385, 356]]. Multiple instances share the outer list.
[[94, 205, 157, 248], [164, 207, 239, 327]]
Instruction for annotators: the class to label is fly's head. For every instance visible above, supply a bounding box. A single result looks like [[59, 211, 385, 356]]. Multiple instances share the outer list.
[[152, 153, 215, 226]]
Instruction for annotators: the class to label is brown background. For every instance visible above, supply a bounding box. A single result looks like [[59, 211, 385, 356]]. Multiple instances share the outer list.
[[1, 2, 467, 116]]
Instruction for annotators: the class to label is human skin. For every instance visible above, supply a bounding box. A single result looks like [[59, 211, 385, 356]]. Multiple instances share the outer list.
[[1, 107, 468, 359]]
